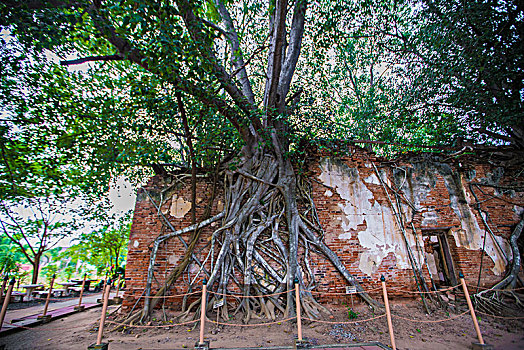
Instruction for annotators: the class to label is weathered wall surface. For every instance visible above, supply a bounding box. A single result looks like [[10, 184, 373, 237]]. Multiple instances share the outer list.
[[123, 147, 523, 311]]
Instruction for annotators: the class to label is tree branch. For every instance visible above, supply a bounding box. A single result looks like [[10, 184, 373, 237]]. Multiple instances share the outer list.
[[277, 0, 307, 113], [60, 54, 123, 66], [214, 0, 256, 104], [265, 0, 288, 111], [84, 2, 254, 145]]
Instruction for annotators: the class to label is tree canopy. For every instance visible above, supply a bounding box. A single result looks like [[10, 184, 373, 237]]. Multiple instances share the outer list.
[[0, 0, 522, 198]]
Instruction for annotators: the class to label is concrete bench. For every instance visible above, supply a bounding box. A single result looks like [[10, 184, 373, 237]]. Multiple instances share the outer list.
[[52, 289, 67, 297], [10, 291, 25, 303]]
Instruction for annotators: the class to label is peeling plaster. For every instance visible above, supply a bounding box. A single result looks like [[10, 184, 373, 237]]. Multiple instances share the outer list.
[[318, 158, 418, 276], [170, 194, 192, 218], [398, 161, 511, 276], [441, 172, 509, 275]]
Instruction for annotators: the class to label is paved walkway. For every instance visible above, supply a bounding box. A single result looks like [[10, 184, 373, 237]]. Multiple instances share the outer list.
[[211, 344, 388, 349], [1, 292, 117, 336]]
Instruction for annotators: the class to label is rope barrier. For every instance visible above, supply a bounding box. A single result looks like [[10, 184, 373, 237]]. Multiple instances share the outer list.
[[106, 319, 199, 328], [390, 284, 461, 294], [309, 286, 383, 295], [391, 310, 469, 323], [207, 289, 292, 298], [133, 291, 201, 299], [303, 314, 386, 325], [33, 296, 79, 302], [475, 311, 524, 320], [468, 285, 524, 292], [207, 316, 296, 327]]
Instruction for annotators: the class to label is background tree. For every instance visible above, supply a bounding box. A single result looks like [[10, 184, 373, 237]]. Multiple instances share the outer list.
[[63, 214, 131, 277], [340, 0, 524, 149], [0, 234, 28, 276], [0, 196, 77, 284]]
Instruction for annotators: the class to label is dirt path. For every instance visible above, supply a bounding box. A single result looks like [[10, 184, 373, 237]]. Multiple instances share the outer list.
[[0, 301, 523, 350]]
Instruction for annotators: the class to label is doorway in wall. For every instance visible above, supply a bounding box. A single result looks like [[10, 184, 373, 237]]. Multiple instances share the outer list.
[[422, 229, 458, 287]]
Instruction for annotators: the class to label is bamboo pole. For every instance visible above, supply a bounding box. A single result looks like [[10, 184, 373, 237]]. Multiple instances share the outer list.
[[77, 273, 87, 308], [42, 274, 55, 317], [460, 272, 484, 345], [381, 275, 396, 350], [198, 280, 207, 345], [96, 283, 111, 345], [295, 279, 303, 342], [0, 278, 15, 328]]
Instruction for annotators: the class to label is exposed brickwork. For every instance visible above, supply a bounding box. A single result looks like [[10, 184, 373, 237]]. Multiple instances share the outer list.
[[123, 147, 523, 311]]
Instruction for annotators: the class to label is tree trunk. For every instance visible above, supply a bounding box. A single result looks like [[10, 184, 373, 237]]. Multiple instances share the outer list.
[[127, 147, 380, 325], [31, 253, 41, 285]]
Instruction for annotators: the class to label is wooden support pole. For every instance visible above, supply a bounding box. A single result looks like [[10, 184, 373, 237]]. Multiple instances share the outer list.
[[42, 274, 56, 316], [295, 279, 303, 342], [199, 280, 207, 345], [460, 272, 484, 345], [115, 275, 121, 298], [381, 275, 396, 350], [78, 274, 87, 307], [0, 275, 8, 302], [96, 283, 111, 345], [102, 272, 108, 292], [0, 278, 15, 328]]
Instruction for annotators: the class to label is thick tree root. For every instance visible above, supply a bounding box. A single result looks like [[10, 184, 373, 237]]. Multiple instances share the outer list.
[[122, 151, 381, 326]]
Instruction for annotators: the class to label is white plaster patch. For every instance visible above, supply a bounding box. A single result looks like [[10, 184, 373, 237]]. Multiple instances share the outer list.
[[514, 205, 524, 217], [318, 158, 417, 276], [364, 174, 380, 185], [170, 194, 192, 218], [133, 240, 139, 248], [324, 189, 333, 197], [168, 254, 178, 265], [421, 211, 439, 226], [426, 253, 438, 276]]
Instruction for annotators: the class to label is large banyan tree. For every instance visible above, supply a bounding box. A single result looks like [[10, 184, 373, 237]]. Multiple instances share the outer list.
[[1, 0, 522, 323]]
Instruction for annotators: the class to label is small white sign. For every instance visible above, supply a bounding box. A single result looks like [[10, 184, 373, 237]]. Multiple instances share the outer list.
[[345, 286, 357, 294], [213, 298, 224, 309]]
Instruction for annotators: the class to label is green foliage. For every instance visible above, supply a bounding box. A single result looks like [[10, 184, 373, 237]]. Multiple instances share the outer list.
[[41, 264, 57, 284], [0, 0, 520, 207], [342, 302, 359, 319], [0, 234, 28, 275], [62, 213, 131, 276]]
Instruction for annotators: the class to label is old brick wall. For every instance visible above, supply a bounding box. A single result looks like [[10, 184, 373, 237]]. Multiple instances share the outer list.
[[122, 147, 523, 311]]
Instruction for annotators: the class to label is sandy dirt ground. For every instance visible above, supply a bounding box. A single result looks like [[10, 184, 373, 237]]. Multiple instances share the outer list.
[[1, 300, 523, 350]]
